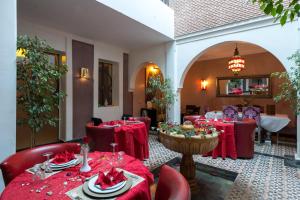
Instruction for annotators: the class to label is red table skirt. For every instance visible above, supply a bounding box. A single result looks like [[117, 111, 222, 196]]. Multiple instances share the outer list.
[[196, 120, 237, 160], [0, 152, 154, 200], [102, 121, 149, 160]]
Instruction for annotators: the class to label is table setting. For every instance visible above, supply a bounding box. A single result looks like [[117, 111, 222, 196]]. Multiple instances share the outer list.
[[0, 139, 154, 200], [205, 111, 290, 132], [100, 120, 149, 160], [192, 119, 237, 159]]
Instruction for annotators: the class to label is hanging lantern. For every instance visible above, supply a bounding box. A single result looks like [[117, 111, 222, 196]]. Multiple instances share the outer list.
[[228, 45, 245, 75]]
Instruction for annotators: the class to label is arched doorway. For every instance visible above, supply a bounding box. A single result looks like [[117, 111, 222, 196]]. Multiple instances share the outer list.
[[133, 62, 163, 118], [180, 41, 295, 132]]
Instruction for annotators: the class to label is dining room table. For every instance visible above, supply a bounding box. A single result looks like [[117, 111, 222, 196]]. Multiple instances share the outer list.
[[100, 120, 149, 160], [205, 111, 290, 132], [0, 151, 154, 200], [195, 120, 237, 159]]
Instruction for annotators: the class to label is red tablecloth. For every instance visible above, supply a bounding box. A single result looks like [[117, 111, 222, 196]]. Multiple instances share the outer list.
[[101, 121, 149, 160], [0, 152, 154, 200], [195, 120, 237, 159]]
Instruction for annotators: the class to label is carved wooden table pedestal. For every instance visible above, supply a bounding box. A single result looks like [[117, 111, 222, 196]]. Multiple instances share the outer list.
[[160, 132, 218, 193]]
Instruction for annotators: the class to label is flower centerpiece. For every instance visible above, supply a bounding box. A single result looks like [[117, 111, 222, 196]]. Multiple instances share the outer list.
[[159, 121, 219, 139]]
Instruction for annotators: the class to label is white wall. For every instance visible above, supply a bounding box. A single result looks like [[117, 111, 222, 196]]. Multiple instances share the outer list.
[[18, 18, 128, 141], [93, 42, 125, 121], [129, 44, 168, 91], [0, 0, 17, 192], [97, 0, 174, 39]]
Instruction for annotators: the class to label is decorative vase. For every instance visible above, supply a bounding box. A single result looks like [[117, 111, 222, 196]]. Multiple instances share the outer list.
[[80, 144, 91, 173]]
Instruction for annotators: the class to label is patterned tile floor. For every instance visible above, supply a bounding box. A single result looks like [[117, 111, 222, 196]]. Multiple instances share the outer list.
[[144, 134, 300, 200]]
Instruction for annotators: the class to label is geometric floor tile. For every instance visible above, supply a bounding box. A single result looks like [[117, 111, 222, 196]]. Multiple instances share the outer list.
[[144, 134, 300, 200]]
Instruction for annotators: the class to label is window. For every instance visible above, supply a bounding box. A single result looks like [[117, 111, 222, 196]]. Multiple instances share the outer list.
[[98, 60, 119, 107]]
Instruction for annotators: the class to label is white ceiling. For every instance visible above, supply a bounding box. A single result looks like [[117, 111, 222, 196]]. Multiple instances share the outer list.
[[197, 41, 267, 61], [18, 0, 173, 50]]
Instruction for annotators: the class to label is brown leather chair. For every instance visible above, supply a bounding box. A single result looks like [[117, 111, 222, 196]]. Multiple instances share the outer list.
[[0, 142, 81, 185], [155, 165, 190, 200], [86, 123, 115, 152], [234, 119, 257, 158]]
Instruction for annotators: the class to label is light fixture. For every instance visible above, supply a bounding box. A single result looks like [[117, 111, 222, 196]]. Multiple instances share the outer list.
[[61, 55, 67, 64], [80, 67, 89, 79], [228, 44, 245, 75], [16, 48, 26, 58], [201, 79, 208, 91]]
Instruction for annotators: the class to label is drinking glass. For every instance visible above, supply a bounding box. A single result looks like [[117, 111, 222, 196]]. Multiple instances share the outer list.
[[110, 143, 118, 167], [117, 151, 125, 167], [42, 152, 53, 173], [32, 164, 45, 182]]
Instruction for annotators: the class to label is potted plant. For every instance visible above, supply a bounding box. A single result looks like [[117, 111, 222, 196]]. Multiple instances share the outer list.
[[146, 75, 176, 122], [271, 51, 300, 115], [17, 35, 68, 147]]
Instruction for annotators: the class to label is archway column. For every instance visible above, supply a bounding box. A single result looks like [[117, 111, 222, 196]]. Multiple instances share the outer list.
[[167, 88, 181, 123]]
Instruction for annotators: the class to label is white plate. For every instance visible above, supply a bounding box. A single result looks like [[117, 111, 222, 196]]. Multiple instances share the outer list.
[[88, 175, 126, 194], [103, 124, 120, 128], [50, 158, 78, 167]]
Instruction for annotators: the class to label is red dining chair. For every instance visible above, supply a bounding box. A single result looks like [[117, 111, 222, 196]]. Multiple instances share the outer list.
[[133, 117, 151, 133], [86, 123, 115, 152], [183, 115, 202, 124], [0, 142, 81, 185], [155, 165, 191, 200], [234, 119, 257, 158]]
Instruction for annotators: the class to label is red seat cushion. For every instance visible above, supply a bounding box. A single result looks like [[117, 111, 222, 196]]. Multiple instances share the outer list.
[[234, 119, 257, 158], [183, 115, 202, 123], [86, 123, 115, 152], [155, 165, 191, 200], [0, 143, 81, 185]]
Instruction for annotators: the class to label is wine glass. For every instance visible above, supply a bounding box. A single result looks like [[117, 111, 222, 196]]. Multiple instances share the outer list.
[[32, 164, 44, 182], [110, 143, 118, 167], [42, 152, 53, 173], [117, 151, 125, 167]]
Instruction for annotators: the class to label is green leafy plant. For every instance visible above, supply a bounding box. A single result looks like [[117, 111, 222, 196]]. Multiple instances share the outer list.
[[271, 50, 300, 114], [252, 0, 300, 25], [146, 75, 176, 122], [17, 35, 68, 147]]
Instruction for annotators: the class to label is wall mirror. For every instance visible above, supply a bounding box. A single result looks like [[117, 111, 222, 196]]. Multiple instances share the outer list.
[[216, 75, 272, 98]]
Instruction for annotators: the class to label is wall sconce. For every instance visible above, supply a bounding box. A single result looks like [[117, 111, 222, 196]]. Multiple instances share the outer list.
[[201, 80, 208, 91], [150, 65, 159, 74], [16, 48, 26, 58], [80, 67, 89, 79], [61, 55, 67, 64]]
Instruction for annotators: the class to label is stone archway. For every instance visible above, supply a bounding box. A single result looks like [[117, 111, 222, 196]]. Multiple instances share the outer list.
[[178, 40, 290, 90], [132, 62, 163, 117]]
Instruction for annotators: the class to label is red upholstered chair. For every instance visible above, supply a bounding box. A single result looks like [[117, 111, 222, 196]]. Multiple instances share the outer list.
[[86, 123, 115, 152], [155, 165, 191, 200], [0, 142, 80, 185], [133, 117, 151, 133], [183, 115, 202, 124], [234, 119, 257, 158]]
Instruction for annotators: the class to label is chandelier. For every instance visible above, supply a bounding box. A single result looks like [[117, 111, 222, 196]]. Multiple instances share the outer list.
[[228, 44, 245, 75]]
